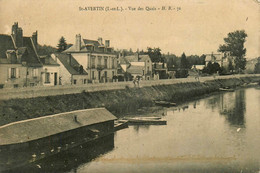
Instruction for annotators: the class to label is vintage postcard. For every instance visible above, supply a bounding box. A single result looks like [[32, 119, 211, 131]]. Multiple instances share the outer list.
[[0, 0, 259, 172]]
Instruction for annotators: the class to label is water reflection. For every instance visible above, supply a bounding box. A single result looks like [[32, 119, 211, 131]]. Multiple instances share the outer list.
[[203, 90, 246, 127], [133, 125, 150, 133], [2, 134, 114, 173], [219, 90, 246, 127]]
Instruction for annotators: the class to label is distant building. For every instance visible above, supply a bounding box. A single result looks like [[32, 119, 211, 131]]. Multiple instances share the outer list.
[[153, 62, 168, 79], [51, 53, 88, 85], [205, 52, 235, 68], [205, 53, 223, 66], [63, 35, 117, 83], [118, 54, 152, 80], [0, 22, 42, 88]]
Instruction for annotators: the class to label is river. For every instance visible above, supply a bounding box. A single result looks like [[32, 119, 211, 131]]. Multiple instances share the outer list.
[[73, 87, 260, 173], [5, 87, 260, 173]]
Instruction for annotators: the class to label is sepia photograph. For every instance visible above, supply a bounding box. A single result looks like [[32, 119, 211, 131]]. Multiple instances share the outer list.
[[0, 0, 259, 172]]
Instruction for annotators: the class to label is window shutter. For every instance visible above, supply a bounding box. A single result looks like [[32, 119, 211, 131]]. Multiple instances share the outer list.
[[16, 68, 19, 78], [8, 68, 11, 78]]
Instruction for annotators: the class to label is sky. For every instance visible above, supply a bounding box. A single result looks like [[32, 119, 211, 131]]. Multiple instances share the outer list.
[[0, 0, 259, 58]]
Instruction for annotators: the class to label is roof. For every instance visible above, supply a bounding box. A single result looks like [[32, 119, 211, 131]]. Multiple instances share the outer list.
[[126, 65, 144, 75], [40, 55, 59, 66], [0, 34, 15, 59], [124, 54, 151, 63], [0, 35, 42, 67], [118, 56, 130, 64], [64, 38, 115, 54], [0, 108, 117, 145], [192, 65, 205, 70], [53, 53, 88, 75]]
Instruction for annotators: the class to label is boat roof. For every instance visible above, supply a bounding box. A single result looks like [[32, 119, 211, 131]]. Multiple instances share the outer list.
[[0, 108, 117, 146]]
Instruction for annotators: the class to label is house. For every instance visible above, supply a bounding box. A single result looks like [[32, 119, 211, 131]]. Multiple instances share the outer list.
[[40, 55, 60, 86], [153, 62, 168, 79], [205, 53, 223, 66], [0, 22, 42, 89], [51, 53, 88, 85], [205, 52, 235, 68], [118, 54, 152, 80], [63, 35, 117, 83]]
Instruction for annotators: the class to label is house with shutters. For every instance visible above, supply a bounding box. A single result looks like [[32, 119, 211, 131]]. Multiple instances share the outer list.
[[63, 35, 118, 83], [0, 22, 43, 88]]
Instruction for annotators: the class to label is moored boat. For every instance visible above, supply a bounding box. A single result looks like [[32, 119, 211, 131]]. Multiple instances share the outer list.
[[154, 100, 177, 107]]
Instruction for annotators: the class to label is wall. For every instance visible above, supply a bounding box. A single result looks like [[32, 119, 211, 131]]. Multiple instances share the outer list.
[[56, 58, 72, 85], [0, 74, 260, 126], [0, 64, 42, 88], [71, 53, 88, 70], [42, 65, 59, 86]]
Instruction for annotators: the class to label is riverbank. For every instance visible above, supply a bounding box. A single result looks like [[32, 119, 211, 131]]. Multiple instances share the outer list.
[[0, 75, 260, 126]]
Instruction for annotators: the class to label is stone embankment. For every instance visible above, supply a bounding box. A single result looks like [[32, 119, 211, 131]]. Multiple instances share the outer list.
[[0, 74, 260, 126]]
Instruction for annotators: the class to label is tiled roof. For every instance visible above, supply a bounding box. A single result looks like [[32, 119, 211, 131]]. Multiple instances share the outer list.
[[54, 53, 88, 75], [0, 108, 117, 145], [64, 38, 114, 54], [0, 34, 15, 59], [124, 54, 151, 62], [40, 55, 59, 66], [0, 35, 42, 67], [118, 56, 129, 64], [126, 65, 144, 75]]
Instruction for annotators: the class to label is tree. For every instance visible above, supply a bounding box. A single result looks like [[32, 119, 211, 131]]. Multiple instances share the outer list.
[[228, 60, 234, 73], [57, 36, 67, 52], [218, 30, 247, 72], [175, 53, 189, 78], [254, 57, 260, 74], [180, 53, 189, 69]]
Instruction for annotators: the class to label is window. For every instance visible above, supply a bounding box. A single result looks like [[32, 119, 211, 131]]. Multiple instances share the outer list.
[[92, 71, 95, 79], [0, 84, 4, 89], [91, 56, 95, 68], [104, 57, 108, 68], [98, 56, 102, 66], [84, 79, 87, 84], [45, 73, 50, 83], [74, 80, 77, 84], [33, 68, 38, 77], [112, 58, 115, 68], [11, 68, 16, 78], [143, 70, 145, 75], [104, 71, 107, 78], [14, 84, 18, 88], [112, 71, 114, 77]]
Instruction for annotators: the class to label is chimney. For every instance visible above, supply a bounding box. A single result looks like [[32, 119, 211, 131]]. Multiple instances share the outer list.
[[105, 40, 110, 47], [75, 34, 81, 51], [32, 31, 38, 49], [98, 37, 103, 45], [11, 22, 23, 47], [136, 52, 140, 61]]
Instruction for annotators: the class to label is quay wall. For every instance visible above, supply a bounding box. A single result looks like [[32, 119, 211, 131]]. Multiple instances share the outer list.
[[0, 74, 260, 126]]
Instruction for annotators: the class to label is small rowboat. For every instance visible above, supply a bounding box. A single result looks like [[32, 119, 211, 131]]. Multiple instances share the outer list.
[[114, 121, 128, 131], [119, 117, 166, 125], [219, 88, 235, 92], [154, 100, 176, 107]]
